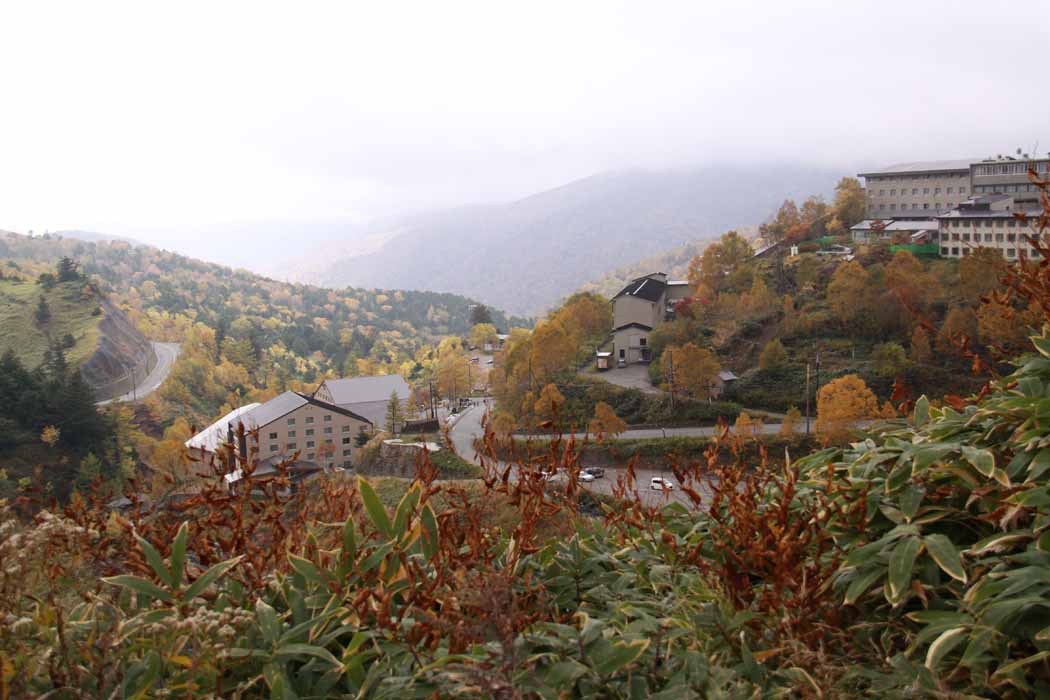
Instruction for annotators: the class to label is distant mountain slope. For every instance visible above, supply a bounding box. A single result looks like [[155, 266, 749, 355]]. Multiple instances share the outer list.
[[300, 164, 841, 315], [577, 225, 760, 300]]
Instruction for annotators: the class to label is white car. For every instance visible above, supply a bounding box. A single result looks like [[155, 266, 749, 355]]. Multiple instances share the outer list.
[[579, 472, 595, 483], [650, 477, 675, 491]]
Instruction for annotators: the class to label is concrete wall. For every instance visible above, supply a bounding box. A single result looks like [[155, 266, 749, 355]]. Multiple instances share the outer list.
[[90, 343, 158, 402], [612, 295, 659, 329]]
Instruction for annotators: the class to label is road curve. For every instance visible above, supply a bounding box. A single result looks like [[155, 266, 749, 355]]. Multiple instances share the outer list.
[[96, 342, 180, 406]]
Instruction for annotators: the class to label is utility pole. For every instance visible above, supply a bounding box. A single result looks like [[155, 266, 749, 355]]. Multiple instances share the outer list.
[[428, 378, 436, 420], [806, 365, 814, 434], [666, 352, 676, 410]]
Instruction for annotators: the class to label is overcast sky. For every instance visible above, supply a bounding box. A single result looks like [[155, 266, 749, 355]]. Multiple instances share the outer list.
[[2, 1, 1047, 266]]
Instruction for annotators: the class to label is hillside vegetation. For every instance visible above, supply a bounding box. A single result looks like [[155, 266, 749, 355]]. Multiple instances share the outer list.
[[0, 274, 101, 370], [298, 164, 841, 315]]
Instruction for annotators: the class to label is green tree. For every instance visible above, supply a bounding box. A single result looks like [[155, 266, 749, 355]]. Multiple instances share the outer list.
[[57, 256, 81, 282], [35, 296, 51, 324], [470, 304, 493, 325], [385, 390, 403, 434], [759, 339, 788, 371], [354, 426, 371, 447], [871, 342, 908, 377]]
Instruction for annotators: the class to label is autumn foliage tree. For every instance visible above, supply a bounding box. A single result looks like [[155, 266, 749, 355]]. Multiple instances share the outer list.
[[661, 343, 721, 400], [688, 230, 753, 294], [588, 401, 626, 440], [759, 338, 788, 371], [816, 374, 878, 441]]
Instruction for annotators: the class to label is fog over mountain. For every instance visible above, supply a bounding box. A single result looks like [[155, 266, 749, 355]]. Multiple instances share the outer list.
[[288, 163, 841, 316], [2, 2, 1047, 283]]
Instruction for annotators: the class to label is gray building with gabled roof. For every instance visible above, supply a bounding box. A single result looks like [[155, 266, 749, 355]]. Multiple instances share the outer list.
[[608, 273, 691, 366], [314, 374, 412, 431]]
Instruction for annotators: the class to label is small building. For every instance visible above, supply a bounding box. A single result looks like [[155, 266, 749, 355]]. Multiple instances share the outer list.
[[710, 370, 738, 399], [186, 390, 372, 472], [314, 374, 412, 430], [610, 273, 691, 366], [594, 350, 612, 371], [850, 219, 939, 245]]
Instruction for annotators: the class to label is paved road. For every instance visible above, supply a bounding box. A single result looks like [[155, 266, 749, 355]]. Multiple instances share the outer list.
[[96, 342, 180, 405], [448, 398, 703, 508]]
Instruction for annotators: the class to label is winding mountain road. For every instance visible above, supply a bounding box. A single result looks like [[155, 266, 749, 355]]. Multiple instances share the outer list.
[[96, 342, 180, 406]]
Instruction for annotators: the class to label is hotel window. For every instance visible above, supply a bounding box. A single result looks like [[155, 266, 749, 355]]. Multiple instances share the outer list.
[[923, 187, 930, 194], [996, 234, 1004, 242], [934, 187, 941, 194], [307, 453, 315, 460], [324, 427, 333, 434], [269, 432, 277, 440], [269, 444, 278, 452], [307, 440, 315, 448], [890, 189, 896, 195], [923, 203, 929, 209], [962, 248, 970, 256], [306, 428, 314, 436], [879, 204, 885, 210], [890, 204, 896, 211], [879, 189, 885, 196], [935, 203, 941, 209], [341, 425, 350, 433], [1007, 234, 1016, 242], [947, 187, 953, 194], [962, 234, 970, 242], [343, 449, 353, 457], [1007, 249, 1016, 257], [1007, 220, 1016, 227], [941, 247, 949, 256], [323, 414, 332, 422], [286, 442, 296, 450], [996, 220, 1004, 228], [342, 437, 351, 445], [287, 418, 295, 425], [912, 188, 918, 195], [984, 233, 992, 242], [288, 430, 296, 437], [305, 416, 314, 424], [324, 439, 333, 445], [952, 247, 959, 256], [952, 233, 959, 241], [960, 187, 966, 194]]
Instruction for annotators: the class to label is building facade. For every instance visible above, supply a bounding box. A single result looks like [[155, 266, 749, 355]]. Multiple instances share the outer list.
[[935, 195, 1045, 260], [609, 273, 690, 365], [970, 156, 1050, 204], [858, 160, 974, 219], [186, 390, 372, 472]]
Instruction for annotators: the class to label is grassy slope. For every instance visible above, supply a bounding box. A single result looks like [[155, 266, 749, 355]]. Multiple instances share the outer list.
[[0, 278, 100, 370]]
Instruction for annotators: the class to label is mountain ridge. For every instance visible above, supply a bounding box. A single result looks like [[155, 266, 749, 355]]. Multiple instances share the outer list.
[[292, 164, 843, 315]]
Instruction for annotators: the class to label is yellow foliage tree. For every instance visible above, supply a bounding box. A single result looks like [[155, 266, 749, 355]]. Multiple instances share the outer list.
[[910, 326, 933, 364], [533, 383, 566, 424], [588, 401, 626, 440], [779, 407, 801, 439], [827, 261, 869, 325], [661, 343, 721, 399], [816, 374, 878, 441]]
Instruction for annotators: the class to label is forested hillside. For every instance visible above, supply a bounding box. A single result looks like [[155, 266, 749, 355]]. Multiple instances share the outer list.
[[0, 232, 527, 494], [296, 164, 842, 315]]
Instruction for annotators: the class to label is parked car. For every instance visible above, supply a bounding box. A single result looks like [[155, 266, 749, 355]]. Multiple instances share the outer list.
[[579, 471, 595, 483], [583, 467, 605, 478], [650, 477, 675, 491]]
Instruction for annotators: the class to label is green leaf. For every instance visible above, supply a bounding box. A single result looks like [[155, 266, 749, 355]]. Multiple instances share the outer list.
[[274, 642, 341, 667], [591, 638, 650, 677], [544, 659, 589, 687], [342, 517, 357, 561], [256, 599, 282, 646], [392, 484, 421, 536], [170, 521, 189, 588], [358, 477, 391, 538], [888, 536, 923, 603], [912, 396, 930, 426], [923, 534, 967, 583], [1028, 448, 1050, 482], [844, 568, 884, 605], [103, 575, 173, 602], [288, 554, 327, 588], [899, 485, 925, 520], [925, 627, 968, 671], [183, 557, 241, 601], [420, 503, 439, 560], [962, 446, 995, 477], [135, 536, 174, 588]]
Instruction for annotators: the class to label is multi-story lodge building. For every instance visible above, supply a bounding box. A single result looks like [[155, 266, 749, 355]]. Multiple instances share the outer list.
[[186, 390, 373, 474], [935, 194, 1045, 260], [858, 159, 974, 219], [859, 152, 1049, 220]]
